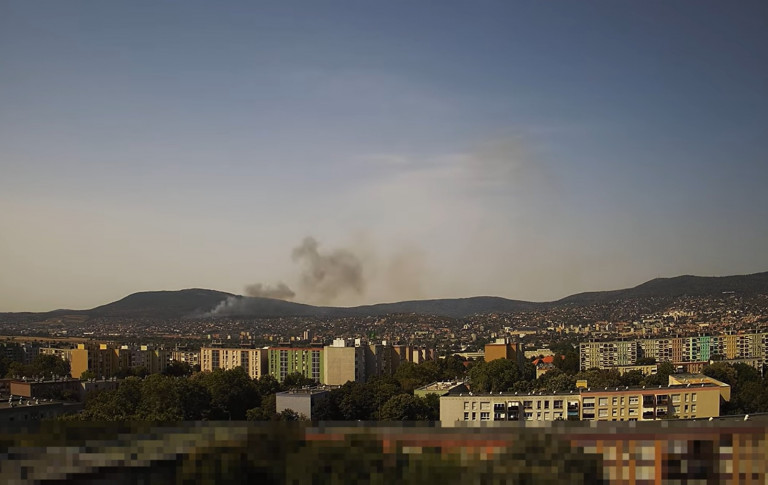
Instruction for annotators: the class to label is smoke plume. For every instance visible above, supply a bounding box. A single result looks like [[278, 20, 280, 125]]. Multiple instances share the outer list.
[[291, 236, 364, 304], [244, 282, 295, 300]]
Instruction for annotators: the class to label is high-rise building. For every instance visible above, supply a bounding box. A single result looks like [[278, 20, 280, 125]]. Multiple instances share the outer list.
[[323, 339, 365, 385], [200, 347, 268, 379], [267, 346, 323, 382]]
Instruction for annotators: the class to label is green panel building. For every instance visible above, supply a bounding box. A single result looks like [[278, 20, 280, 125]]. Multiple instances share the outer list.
[[267, 347, 324, 383]]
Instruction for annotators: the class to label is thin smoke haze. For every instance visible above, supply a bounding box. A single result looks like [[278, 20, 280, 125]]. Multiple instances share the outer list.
[[244, 282, 295, 300], [291, 236, 365, 305]]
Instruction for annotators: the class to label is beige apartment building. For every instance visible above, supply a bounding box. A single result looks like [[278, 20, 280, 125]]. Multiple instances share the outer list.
[[200, 347, 269, 379], [323, 339, 366, 385], [580, 384, 722, 421], [440, 390, 581, 424], [440, 375, 729, 425]]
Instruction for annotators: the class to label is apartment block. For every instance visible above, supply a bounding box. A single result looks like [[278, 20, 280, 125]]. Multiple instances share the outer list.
[[484, 338, 524, 365], [267, 346, 324, 382], [440, 390, 580, 424], [323, 339, 365, 385], [171, 349, 200, 367], [440, 375, 728, 425], [200, 347, 268, 379], [581, 332, 768, 371]]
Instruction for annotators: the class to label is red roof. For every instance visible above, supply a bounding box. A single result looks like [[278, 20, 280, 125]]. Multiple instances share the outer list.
[[532, 355, 564, 366]]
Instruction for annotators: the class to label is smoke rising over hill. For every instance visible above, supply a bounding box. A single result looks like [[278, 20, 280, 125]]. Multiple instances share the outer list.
[[244, 282, 295, 300], [291, 236, 365, 304]]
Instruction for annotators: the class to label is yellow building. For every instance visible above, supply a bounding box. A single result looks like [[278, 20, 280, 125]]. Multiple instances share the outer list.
[[440, 375, 729, 425], [484, 338, 523, 363], [200, 347, 268, 379]]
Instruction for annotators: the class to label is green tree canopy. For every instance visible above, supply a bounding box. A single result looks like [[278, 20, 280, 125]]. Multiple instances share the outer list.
[[469, 359, 521, 393], [379, 394, 434, 421]]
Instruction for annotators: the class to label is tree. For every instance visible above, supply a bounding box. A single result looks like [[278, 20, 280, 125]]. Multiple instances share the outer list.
[[469, 359, 520, 393], [81, 377, 143, 420], [30, 354, 71, 378], [575, 369, 622, 389], [537, 370, 576, 393], [246, 393, 277, 421], [192, 367, 259, 420], [379, 394, 433, 421], [619, 370, 644, 387], [702, 362, 737, 386], [283, 372, 316, 389], [643, 362, 675, 386], [80, 370, 97, 380], [367, 376, 405, 420], [438, 355, 468, 380], [394, 361, 439, 392], [163, 360, 193, 377], [636, 357, 656, 365], [338, 381, 376, 420]]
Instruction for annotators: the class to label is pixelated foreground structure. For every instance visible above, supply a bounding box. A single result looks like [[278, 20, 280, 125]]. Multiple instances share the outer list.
[[0, 417, 767, 484]]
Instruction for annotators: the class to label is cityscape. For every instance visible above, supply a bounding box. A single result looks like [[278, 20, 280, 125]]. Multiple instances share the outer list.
[[2, 0, 767, 483]]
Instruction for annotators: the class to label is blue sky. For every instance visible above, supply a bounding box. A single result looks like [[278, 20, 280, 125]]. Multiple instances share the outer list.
[[1, 1, 767, 311]]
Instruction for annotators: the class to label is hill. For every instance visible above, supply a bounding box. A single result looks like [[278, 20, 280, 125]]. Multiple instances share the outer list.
[[84, 289, 235, 319], [556, 271, 768, 306], [4, 271, 768, 321]]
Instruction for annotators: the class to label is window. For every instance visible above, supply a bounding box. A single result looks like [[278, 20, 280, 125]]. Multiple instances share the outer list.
[[472, 402, 477, 410], [612, 397, 618, 405], [612, 409, 617, 417], [684, 394, 689, 402], [537, 401, 542, 409], [598, 397, 608, 406], [544, 412, 550, 420], [691, 404, 697, 413], [692, 393, 697, 402], [480, 412, 490, 421], [523, 400, 533, 408], [672, 394, 681, 403], [629, 396, 639, 405], [464, 412, 469, 421], [553, 400, 563, 409], [621, 397, 625, 405], [480, 402, 490, 411], [472, 412, 476, 420], [598, 409, 608, 418], [464, 402, 469, 410], [544, 401, 550, 409], [629, 408, 638, 416]]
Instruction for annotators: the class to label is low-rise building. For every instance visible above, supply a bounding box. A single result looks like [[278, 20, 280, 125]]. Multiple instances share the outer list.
[[440, 390, 580, 424], [0, 400, 68, 423], [440, 375, 729, 425], [10, 378, 82, 400], [275, 388, 330, 419]]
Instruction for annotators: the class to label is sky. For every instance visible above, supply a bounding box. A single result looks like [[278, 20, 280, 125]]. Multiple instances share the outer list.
[[1, 1, 767, 312]]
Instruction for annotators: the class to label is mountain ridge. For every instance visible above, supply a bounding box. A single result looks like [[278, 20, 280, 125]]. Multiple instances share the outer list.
[[5, 271, 768, 320]]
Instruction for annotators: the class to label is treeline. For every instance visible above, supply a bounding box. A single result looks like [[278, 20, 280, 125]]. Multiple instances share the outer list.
[[2, 354, 71, 380], [73, 356, 472, 422], [35, 341, 768, 420]]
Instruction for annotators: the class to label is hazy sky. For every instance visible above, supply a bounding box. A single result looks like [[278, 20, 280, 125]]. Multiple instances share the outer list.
[[2, 1, 767, 311]]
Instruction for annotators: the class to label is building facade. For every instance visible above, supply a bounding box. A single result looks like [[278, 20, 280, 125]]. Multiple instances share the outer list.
[[200, 347, 268, 379], [580, 331, 768, 371], [268, 347, 324, 382], [440, 375, 728, 425]]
